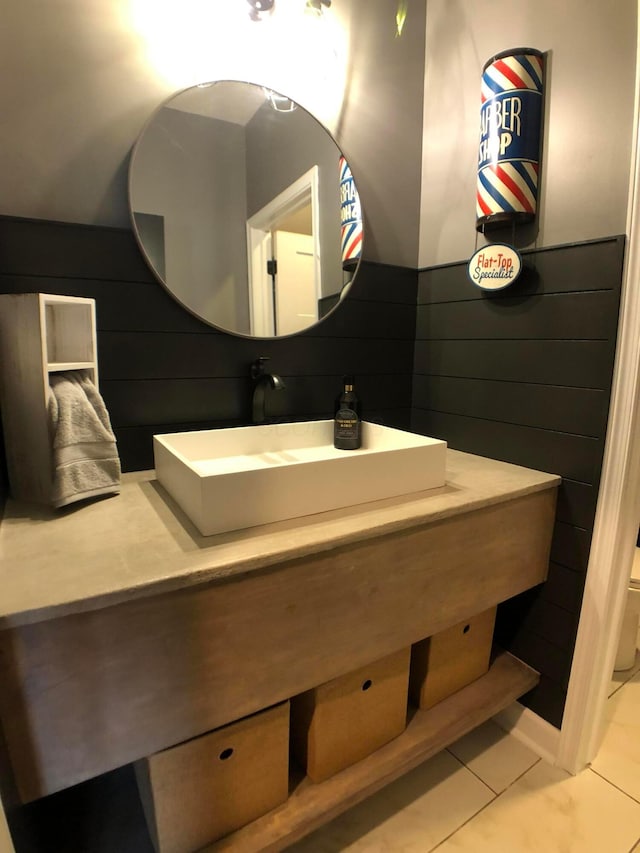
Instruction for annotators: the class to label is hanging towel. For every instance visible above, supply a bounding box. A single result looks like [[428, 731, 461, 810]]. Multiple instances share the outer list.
[[47, 371, 121, 508]]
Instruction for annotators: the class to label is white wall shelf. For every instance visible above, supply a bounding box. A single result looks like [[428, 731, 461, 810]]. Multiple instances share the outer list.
[[48, 361, 97, 373], [0, 293, 98, 504]]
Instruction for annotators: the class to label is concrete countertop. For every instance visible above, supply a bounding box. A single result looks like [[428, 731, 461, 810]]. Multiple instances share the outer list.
[[0, 449, 560, 628]]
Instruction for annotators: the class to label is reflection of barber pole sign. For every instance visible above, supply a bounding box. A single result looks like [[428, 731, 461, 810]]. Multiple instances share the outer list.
[[476, 48, 544, 231], [339, 156, 362, 266]]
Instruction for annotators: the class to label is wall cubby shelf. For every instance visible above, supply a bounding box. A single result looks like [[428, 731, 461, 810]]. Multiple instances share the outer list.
[[0, 292, 98, 504]]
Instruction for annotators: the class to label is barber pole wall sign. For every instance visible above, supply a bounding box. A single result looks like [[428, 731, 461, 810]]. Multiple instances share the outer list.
[[339, 156, 362, 268], [476, 48, 544, 232]]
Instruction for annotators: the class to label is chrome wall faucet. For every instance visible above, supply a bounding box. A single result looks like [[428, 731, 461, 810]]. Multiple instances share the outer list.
[[250, 357, 285, 424]]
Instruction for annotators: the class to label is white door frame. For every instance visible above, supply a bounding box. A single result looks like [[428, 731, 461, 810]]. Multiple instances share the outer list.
[[246, 228, 274, 337], [246, 166, 321, 336], [554, 24, 640, 773]]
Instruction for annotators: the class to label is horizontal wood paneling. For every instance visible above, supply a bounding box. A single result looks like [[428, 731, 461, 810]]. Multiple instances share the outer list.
[[517, 632, 573, 689], [347, 261, 419, 305], [519, 674, 569, 728], [102, 374, 412, 428], [541, 562, 586, 614], [419, 237, 624, 303], [306, 298, 416, 339], [412, 410, 602, 485], [97, 332, 415, 381], [0, 217, 154, 282], [412, 375, 608, 437], [413, 236, 625, 728], [0, 274, 208, 334], [499, 591, 580, 652], [414, 338, 615, 389], [554, 479, 599, 530], [549, 521, 593, 575], [0, 216, 417, 475], [416, 291, 618, 341]]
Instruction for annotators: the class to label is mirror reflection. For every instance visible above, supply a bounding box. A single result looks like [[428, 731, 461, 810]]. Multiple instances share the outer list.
[[129, 80, 363, 338]]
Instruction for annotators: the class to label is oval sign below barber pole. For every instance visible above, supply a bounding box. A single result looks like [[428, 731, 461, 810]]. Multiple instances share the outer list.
[[467, 243, 522, 291]]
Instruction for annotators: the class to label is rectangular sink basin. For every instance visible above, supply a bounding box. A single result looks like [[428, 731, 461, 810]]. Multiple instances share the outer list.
[[153, 420, 447, 536]]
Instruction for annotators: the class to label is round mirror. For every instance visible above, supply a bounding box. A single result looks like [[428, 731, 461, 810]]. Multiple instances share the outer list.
[[128, 80, 363, 338]]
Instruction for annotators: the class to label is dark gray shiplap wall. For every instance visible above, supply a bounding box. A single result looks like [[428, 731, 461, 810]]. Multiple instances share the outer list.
[[0, 216, 417, 486], [412, 236, 624, 727]]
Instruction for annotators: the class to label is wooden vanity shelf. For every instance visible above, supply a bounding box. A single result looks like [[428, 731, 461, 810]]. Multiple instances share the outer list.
[[205, 650, 538, 853]]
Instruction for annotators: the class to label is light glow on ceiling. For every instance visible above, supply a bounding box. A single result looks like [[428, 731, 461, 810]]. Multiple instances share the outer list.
[[126, 0, 348, 127]]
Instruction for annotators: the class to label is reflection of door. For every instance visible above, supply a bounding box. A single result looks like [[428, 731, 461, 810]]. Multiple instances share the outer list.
[[246, 166, 321, 336], [247, 229, 274, 336], [273, 231, 316, 335]]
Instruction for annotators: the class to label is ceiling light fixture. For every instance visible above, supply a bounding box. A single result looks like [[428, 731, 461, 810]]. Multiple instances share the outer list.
[[263, 87, 297, 112], [246, 0, 274, 22], [305, 0, 331, 16]]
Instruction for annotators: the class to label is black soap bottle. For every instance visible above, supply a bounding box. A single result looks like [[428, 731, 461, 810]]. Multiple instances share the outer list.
[[334, 375, 362, 450]]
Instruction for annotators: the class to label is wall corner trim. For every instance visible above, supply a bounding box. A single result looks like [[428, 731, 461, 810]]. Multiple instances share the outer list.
[[493, 702, 561, 767], [556, 23, 640, 774]]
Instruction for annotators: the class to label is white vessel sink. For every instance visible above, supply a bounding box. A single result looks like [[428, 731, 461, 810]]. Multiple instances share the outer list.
[[153, 420, 447, 536]]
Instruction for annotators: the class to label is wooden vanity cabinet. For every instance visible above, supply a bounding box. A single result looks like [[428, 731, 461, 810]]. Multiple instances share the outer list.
[[0, 485, 556, 850]]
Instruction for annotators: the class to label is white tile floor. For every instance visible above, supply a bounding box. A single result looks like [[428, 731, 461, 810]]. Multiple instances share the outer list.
[[291, 650, 640, 852]]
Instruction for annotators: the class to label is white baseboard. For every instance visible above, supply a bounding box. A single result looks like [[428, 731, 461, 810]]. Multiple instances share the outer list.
[[493, 702, 561, 768]]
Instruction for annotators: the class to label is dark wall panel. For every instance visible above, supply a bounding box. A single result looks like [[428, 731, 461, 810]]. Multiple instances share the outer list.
[[413, 338, 615, 389], [412, 236, 625, 728], [419, 237, 624, 304], [0, 216, 417, 474], [417, 290, 618, 341], [412, 409, 604, 485], [412, 375, 608, 436], [554, 480, 600, 530], [97, 332, 415, 380], [0, 217, 152, 280]]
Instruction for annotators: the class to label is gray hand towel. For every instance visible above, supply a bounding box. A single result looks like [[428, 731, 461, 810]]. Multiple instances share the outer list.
[[48, 371, 121, 508]]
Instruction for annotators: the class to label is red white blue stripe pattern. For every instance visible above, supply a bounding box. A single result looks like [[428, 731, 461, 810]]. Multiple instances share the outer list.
[[481, 53, 543, 104], [341, 220, 363, 262], [477, 51, 543, 226], [339, 156, 363, 262], [477, 160, 539, 219]]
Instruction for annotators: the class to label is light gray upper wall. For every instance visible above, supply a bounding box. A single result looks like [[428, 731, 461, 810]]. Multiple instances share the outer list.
[[245, 102, 343, 297], [333, 2, 426, 267], [0, 0, 426, 269], [131, 108, 250, 333], [420, 0, 637, 268]]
